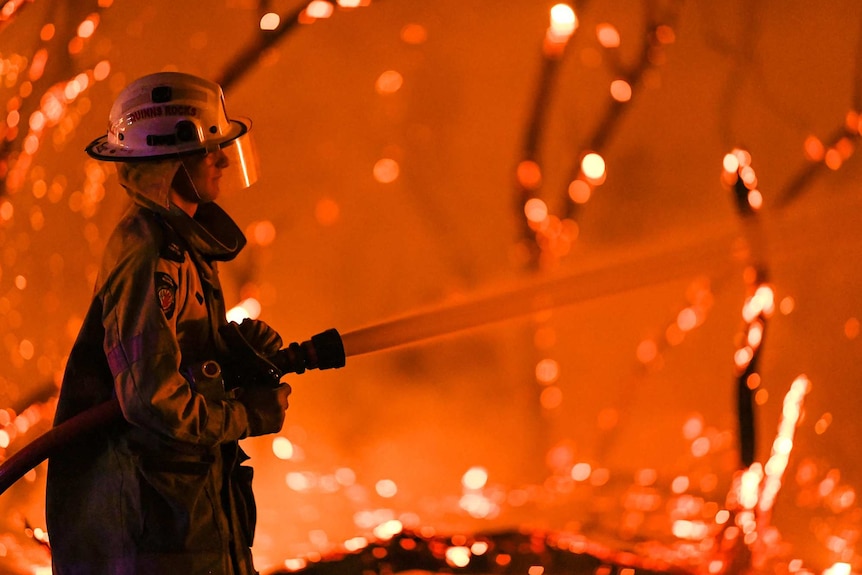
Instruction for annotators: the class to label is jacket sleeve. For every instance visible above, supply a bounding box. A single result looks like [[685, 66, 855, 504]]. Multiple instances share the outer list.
[[100, 242, 251, 446]]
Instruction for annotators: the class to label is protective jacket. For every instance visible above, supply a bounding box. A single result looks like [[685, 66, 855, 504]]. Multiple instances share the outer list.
[[46, 160, 259, 574]]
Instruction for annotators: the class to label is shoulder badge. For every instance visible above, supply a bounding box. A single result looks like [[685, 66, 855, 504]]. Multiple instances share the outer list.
[[155, 272, 178, 319]]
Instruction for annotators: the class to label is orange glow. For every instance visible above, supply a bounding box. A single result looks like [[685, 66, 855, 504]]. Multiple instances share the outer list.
[[571, 462, 591, 481], [676, 307, 697, 332], [803, 135, 825, 161], [739, 464, 763, 509], [68, 36, 85, 54], [77, 14, 99, 38], [825, 148, 842, 169], [251, 220, 277, 245], [40, 23, 55, 41], [540, 386, 562, 409], [636, 338, 657, 364], [373, 519, 402, 540], [272, 437, 294, 460], [23, 134, 39, 154], [373, 158, 399, 183], [462, 466, 488, 490], [672, 519, 708, 540], [682, 415, 703, 440], [523, 197, 548, 223], [756, 375, 811, 512], [343, 537, 368, 552], [376, 479, 397, 498], [824, 563, 852, 575], [671, 475, 689, 493], [315, 197, 340, 226], [375, 70, 403, 94], [29, 48, 48, 81], [535, 358, 559, 384], [610, 79, 632, 102], [665, 325, 685, 346], [400, 23, 427, 44], [739, 165, 757, 188], [284, 558, 307, 571], [28, 111, 45, 131], [567, 179, 591, 203], [6, 110, 19, 128], [747, 189, 763, 210], [596, 23, 620, 48], [7, 95, 21, 111], [19, 339, 34, 360], [742, 284, 775, 322], [548, 4, 577, 41], [691, 436, 710, 457], [835, 136, 854, 159], [226, 297, 262, 323], [655, 24, 676, 44], [445, 546, 471, 568], [260, 12, 280, 30], [846, 110, 861, 133], [516, 160, 542, 189], [722, 153, 739, 173], [94, 60, 111, 81], [733, 346, 753, 369], [747, 320, 764, 347], [65, 80, 82, 101], [528, 566, 545, 575], [635, 468, 657, 486], [591, 468, 611, 487], [306, 1, 334, 19], [580, 152, 606, 181], [844, 317, 860, 339], [746, 372, 761, 390]]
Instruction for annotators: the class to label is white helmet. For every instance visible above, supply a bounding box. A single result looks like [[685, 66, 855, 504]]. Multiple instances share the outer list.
[[86, 71, 249, 161]]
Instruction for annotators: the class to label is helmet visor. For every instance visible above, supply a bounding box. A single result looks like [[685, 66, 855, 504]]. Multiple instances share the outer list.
[[174, 126, 260, 204], [216, 126, 259, 192]]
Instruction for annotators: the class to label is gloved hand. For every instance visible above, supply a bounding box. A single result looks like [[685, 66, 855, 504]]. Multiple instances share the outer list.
[[236, 318, 283, 358], [236, 383, 291, 437]]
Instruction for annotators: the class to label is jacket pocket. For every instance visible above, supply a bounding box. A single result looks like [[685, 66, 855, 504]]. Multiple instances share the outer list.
[[134, 453, 222, 553]]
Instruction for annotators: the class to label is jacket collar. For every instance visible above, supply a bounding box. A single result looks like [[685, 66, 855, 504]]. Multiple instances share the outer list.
[[117, 159, 246, 262], [165, 202, 246, 263]]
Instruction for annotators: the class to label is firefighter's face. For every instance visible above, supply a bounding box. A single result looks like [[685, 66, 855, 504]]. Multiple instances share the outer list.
[[174, 148, 230, 205]]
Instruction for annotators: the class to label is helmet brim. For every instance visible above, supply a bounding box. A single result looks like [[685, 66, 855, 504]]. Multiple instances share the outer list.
[[85, 118, 249, 162]]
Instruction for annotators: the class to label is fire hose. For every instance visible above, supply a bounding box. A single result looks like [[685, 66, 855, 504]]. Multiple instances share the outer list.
[[0, 233, 754, 496], [0, 324, 346, 496]]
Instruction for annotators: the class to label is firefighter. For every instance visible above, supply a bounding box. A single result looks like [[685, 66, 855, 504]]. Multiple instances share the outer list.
[[46, 71, 289, 575]]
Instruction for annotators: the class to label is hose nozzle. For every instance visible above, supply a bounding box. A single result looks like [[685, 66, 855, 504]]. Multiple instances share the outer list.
[[219, 323, 346, 387], [271, 328, 346, 375]]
